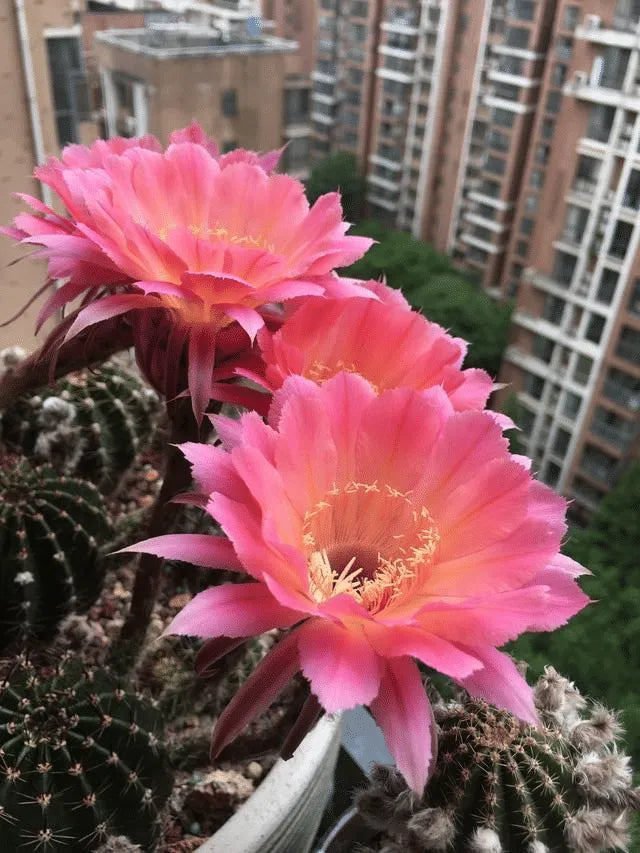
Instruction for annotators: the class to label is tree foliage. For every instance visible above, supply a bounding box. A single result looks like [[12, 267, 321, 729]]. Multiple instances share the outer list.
[[510, 461, 640, 763], [305, 152, 366, 223], [342, 221, 512, 377]]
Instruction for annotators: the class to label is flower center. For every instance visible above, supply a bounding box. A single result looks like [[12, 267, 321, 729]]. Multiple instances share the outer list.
[[306, 360, 381, 393], [304, 481, 440, 614]]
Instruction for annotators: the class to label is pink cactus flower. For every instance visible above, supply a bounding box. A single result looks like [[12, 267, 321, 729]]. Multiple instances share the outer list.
[[3, 124, 373, 418], [243, 278, 494, 412], [127, 373, 590, 792]]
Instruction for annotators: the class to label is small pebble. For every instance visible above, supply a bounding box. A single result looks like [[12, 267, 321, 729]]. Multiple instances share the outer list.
[[189, 822, 202, 836], [246, 761, 263, 780]]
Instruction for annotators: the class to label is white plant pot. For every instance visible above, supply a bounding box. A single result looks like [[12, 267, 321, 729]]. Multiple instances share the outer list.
[[195, 715, 342, 853]]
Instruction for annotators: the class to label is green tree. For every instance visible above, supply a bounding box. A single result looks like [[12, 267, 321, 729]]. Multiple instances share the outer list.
[[342, 221, 512, 376], [305, 152, 366, 223], [510, 461, 640, 763]]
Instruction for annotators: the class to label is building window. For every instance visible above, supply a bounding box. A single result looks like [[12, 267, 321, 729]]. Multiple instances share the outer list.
[[553, 428, 571, 457], [616, 326, 640, 363], [574, 354, 593, 385], [221, 139, 238, 153], [222, 89, 238, 117], [545, 91, 562, 114], [524, 193, 538, 213], [600, 46, 630, 90], [543, 294, 565, 324], [485, 155, 506, 175], [283, 137, 310, 172], [623, 170, 640, 210], [520, 217, 534, 235], [494, 83, 520, 102], [603, 367, 640, 409], [581, 445, 618, 486], [504, 26, 530, 49], [544, 461, 562, 487], [533, 335, 555, 363], [608, 221, 633, 259], [487, 129, 509, 152], [523, 372, 545, 399], [515, 240, 528, 257], [351, 1, 368, 17], [586, 104, 615, 143], [563, 5, 580, 29], [552, 251, 577, 285], [563, 391, 582, 420], [46, 36, 86, 147], [627, 279, 640, 316], [541, 118, 555, 140], [509, 0, 536, 21], [492, 108, 515, 128], [596, 269, 619, 304], [285, 88, 309, 124], [556, 36, 573, 60], [530, 169, 545, 189], [551, 63, 567, 87], [535, 144, 550, 165]]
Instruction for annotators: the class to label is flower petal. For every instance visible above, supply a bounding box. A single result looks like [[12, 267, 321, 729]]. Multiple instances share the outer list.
[[457, 645, 539, 725], [116, 533, 242, 570], [210, 629, 301, 759], [164, 583, 301, 637], [297, 619, 382, 713], [369, 656, 438, 794]]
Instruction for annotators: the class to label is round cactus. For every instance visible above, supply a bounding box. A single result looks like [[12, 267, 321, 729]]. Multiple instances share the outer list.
[[0, 359, 160, 493], [0, 654, 173, 852], [0, 456, 111, 650], [356, 667, 640, 853]]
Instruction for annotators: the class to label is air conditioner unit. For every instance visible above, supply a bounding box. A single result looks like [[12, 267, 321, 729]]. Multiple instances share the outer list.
[[584, 14, 601, 30], [573, 71, 588, 88], [604, 189, 615, 202], [124, 115, 137, 133]]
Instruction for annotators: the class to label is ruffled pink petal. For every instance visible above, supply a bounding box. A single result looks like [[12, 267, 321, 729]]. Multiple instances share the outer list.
[[116, 533, 242, 570], [196, 636, 247, 676], [297, 619, 382, 713], [548, 553, 591, 577], [445, 367, 494, 411], [210, 628, 301, 759], [457, 645, 539, 725], [164, 582, 301, 638], [370, 656, 438, 794], [220, 305, 264, 342]]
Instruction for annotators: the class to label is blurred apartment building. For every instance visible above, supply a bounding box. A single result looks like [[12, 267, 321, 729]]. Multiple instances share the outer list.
[[1, 0, 311, 348], [310, 0, 640, 518]]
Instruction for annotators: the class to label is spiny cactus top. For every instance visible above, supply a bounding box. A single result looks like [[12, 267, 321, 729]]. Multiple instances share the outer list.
[[0, 655, 173, 852], [356, 667, 640, 853], [0, 359, 160, 493], [0, 456, 111, 650]]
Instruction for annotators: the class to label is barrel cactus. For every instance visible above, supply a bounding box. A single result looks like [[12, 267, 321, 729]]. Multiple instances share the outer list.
[[0, 654, 173, 852], [356, 667, 639, 853], [0, 359, 160, 493], [0, 456, 111, 650]]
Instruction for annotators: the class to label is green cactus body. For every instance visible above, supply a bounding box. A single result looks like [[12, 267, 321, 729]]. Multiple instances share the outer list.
[[1, 361, 159, 493], [357, 669, 639, 853], [0, 656, 173, 852], [0, 458, 111, 650]]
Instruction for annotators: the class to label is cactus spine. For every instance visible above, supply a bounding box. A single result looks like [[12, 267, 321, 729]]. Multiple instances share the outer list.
[[0, 655, 173, 852], [0, 457, 111, 650], [356, 668, 639, 853]]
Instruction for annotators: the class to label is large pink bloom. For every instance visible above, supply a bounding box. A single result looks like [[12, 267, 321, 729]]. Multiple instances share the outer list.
[[127, 373, 590, 792], [245, 279, 494, 411], [3, 123, 373, 418]]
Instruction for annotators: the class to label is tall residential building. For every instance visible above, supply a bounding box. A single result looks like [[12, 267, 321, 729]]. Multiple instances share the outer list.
[[499, 0, 640, 521], [309, 0, 640, 516]]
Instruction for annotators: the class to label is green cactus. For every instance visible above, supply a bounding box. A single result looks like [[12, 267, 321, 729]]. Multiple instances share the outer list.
[[0, 456, 111, 650], [356, 668, 640, 853], [0, 654, 173, 852], [0, 359, 160, 494]]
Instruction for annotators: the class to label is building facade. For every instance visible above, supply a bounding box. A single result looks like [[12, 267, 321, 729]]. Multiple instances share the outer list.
[[499, 0, 640, 520]]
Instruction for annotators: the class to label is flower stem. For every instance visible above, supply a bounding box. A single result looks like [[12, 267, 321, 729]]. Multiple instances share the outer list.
[[110, 397, 211, 673]]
